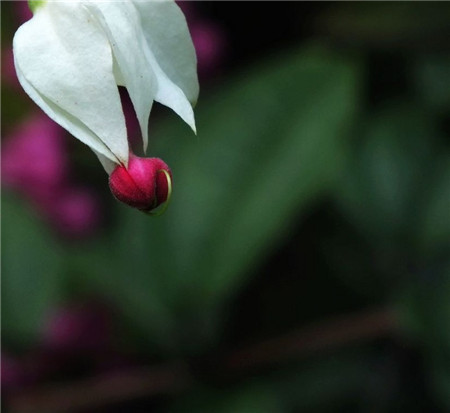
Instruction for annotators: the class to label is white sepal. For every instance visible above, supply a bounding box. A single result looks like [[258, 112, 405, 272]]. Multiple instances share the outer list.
[[14, 2, 129, 166], [13, 0, 199, 172]]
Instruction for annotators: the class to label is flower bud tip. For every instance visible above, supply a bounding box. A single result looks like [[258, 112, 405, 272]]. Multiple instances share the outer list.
[[108, 155, 172, 215]]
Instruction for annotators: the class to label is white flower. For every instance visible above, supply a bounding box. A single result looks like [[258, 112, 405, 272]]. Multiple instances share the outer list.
[[13, 0, 198, 173]]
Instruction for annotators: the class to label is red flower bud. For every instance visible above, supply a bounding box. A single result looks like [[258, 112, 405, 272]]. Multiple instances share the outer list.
[[108, 155, 172, 214]]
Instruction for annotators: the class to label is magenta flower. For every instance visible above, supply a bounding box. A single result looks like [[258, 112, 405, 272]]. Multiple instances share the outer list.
[[2, 114, 69, 198], [2, 114, 101, 238], [1, 48, 21, 89], [42, 303, 111, 354], [192, 22, 227, 76], [1, 352, 46, 391], [177, 1, 227, 77], [14, 1, 33, 24], [1, 353, 26, 390], [47, 188, 101, 239]]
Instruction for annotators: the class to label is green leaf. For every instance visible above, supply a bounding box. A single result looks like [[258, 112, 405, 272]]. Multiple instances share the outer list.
[[315, 3, 450, 49], [335, 105, 440, 245], [274, 355, 378, 410], [154, 45, 360, 308], [28, 1, 46, 14], [170, 353, 379, 412], [71, 214, 179, 352], [396, 261, 450, 410], [2, 194, 64, 346], [414, 54, 450, 113], [170, 385, 281, 413], [417, 156, 450, 257], [79, 45, 361, 350]]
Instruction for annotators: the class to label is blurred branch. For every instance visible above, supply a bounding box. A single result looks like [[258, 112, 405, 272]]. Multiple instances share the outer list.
[[8, 307, 397, 413], [225, 307, 396, 371], [8, 363, 191, 413]]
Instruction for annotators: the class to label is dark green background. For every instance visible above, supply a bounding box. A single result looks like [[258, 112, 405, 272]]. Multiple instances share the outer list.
[[2, 2, 450, 412]]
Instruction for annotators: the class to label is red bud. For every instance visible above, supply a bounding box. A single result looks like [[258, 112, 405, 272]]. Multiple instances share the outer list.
[[108, 155, 172, 213]]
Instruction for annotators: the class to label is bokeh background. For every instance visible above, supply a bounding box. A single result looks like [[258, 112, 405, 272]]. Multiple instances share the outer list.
[[2, 1, 450, 412]]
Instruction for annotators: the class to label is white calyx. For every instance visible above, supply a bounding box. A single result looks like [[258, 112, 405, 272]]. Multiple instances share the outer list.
[[14, 0, 198, 173]]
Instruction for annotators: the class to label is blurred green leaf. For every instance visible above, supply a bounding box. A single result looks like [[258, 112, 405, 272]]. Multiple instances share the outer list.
[[432, 358, 450, 411], [414, 54, 450, 113], [399, 266, 450, 355], [170, 353, 382, 413], [170, 384, 281, 413], [315, 2, 450, 49], [71, 217, 179, 351], [335, 105, 440, 246], [331, 104, 449, 295], [397, 260, 450, 410], [76, 45, 361, 350], [418, 156, 450, 257], [2, 194, 64, 346], [109, 46, 359, 347], [274, 354, 382, 411], [156, 46, 360, 306]]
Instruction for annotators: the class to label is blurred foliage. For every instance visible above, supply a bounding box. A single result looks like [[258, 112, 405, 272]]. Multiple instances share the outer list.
[[3, 45, 361, 351], [2, 1, 450, 412], [170, 352, 383, 413], [2, 196, 64, 346], [315, 2, 450, 50], [415, 54, 450, 113]]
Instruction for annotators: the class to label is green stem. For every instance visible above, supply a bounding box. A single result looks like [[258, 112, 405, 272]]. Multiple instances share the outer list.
[[28, 0, 46, 14]]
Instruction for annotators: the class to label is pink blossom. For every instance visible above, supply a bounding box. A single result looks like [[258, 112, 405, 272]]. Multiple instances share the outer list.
[[14, 1, 33, 24], [1, 48, 21, 89], [2, 114, 101, 238], [1, 353, 25, 390], [1, 352, 45, 390], [191, 22, 227, 76], [42, 303, 112, 354], [177, 1, 227, 76], [2, 114, 69, 198], [176, 1, 198, 22], [48, 188, 101, 239]]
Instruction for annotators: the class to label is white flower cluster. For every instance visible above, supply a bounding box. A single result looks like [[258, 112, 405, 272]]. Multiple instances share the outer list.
[[14, 0, 198, 173]]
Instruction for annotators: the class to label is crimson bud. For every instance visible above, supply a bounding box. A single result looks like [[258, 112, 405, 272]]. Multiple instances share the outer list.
[[109, 154, 172, 214]]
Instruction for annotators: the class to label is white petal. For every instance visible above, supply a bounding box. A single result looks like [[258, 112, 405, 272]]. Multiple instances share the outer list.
[[13, 2, 129, 166], [152, 62, 197, 135], [85, 0, 157, 152], [133, 0, 199, 107], [90, 0, 197, 151], [136, 0, 197, 135], [93, 150, 117, 175]]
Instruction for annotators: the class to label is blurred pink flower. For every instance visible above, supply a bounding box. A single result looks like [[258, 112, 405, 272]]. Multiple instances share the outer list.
[[14, 1, 33, 24], [176, 1, 196, 21], [1, 353, 25, 390], [191, 22, 227, 76], [2, 114, 69, 197], [48, 188, 101, 239], [42, 303, 112, 354], [177, 1, 227, 76], [1, 352, 45, 391], [2, 114, 101, 238], [1, 48, 21, 89]]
